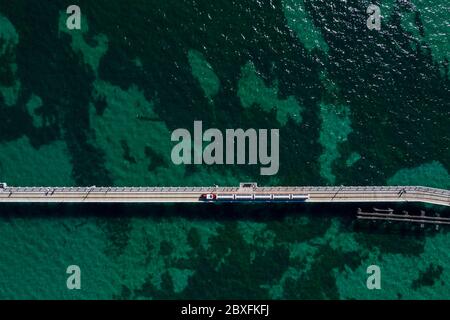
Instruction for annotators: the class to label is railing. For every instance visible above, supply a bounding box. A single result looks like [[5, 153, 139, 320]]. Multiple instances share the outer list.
[[0, 184, 449, 206], [0, 185, 449, 194]]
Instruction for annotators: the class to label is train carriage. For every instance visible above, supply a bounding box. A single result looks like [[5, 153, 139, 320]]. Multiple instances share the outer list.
[[200, 193, 309, 202]]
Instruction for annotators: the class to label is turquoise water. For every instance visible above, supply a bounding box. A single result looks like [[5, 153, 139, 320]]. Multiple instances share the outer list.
[[0, 0, 449, 299]]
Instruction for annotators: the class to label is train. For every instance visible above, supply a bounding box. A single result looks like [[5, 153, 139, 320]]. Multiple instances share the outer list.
[[200, 193, 309, 202]]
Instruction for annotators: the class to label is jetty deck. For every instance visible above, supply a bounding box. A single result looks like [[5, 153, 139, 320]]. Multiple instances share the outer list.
[[0, 184, 449, 206]]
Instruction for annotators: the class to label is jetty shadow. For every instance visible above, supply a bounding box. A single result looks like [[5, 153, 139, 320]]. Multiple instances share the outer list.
[[0, 202, 448, 224]]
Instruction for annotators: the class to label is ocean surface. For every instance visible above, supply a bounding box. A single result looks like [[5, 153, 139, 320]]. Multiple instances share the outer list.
[[0, 0, 449, 299]]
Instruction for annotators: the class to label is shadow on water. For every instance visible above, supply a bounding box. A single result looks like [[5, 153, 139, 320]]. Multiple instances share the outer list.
[[1, 201, 448, 223]]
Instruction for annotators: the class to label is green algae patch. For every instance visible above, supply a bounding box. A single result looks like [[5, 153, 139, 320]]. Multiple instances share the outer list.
[[411, 263, 444, 290], [0, 14, 19, 55], [237, 221, 276, 249], [188, 50, 220, 100], [90, 80, 242, 187], [399, 0, 449, 74], [276, 219, 362, 299], [268, 240, 319, 299], [133, 57, 144, 69], [116, 217, 195, 293], [238, 62, 303, 125], [387, 161, 450, 189], [0, 71, 20, 106], [282, 0, 328, 53], [168, 268, 195, 293], [0, 14, 20, 106], [90, 80, 175, 186], [110, 216, 221, 297], [58, 12, 109, 76], [59, 15, 241, 187], [25, 94, 44, 128], [0, 213, 122, 299], [346, 152, 361, 167], [0, 136, 74, 186], [263, 216, 362, 299], [318, 103, 352, 184], [380, 0, 398, 19], [336, 232, 450, 299]]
